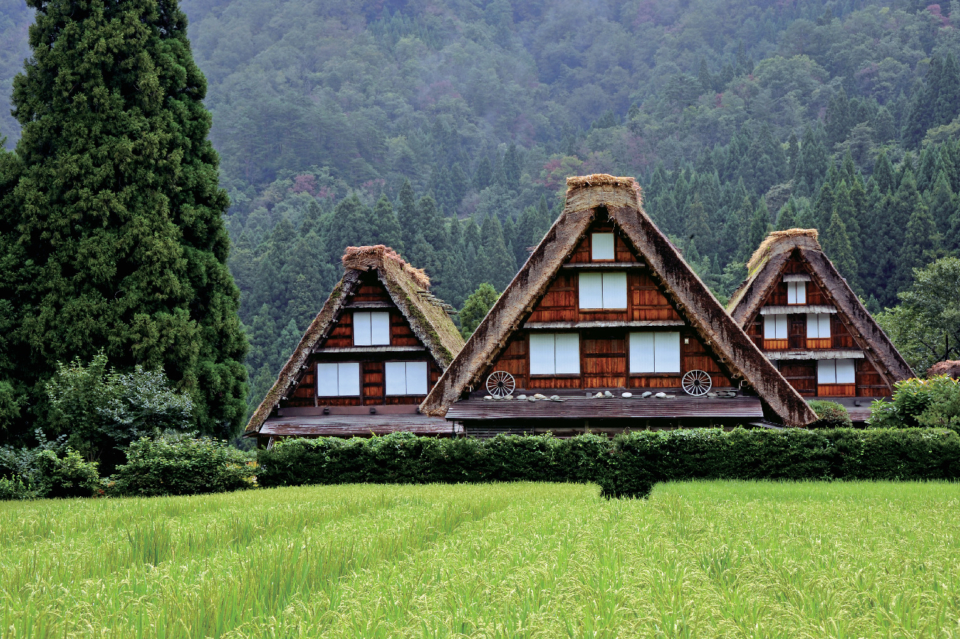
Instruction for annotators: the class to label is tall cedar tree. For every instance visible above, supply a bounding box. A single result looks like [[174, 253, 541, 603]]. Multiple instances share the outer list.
[[1, 0, 247, 437]]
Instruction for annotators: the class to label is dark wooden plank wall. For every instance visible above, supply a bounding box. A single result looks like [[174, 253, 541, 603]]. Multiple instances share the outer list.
[[484, 220, 732, 391], [281, 271, 442, 408]]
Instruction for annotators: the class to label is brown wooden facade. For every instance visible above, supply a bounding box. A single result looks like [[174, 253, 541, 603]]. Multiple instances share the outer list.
[[744, 254, 891, 398], [480, 219, 735, 394]]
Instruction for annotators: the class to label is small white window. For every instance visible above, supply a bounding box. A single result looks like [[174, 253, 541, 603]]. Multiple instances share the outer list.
[[592, 233, 615, 260], [818, 359, 856, 385], [763, 314, 788, 340], [354, 312, 390, 346], [529, 333, 580, 375], [317, 362, 361, 396], [385, 361, 428, 395], [579, 272, 627, 309], [787, 281, 806, 304], [629, 332, 680, 373], [806, 314, 832, 339]]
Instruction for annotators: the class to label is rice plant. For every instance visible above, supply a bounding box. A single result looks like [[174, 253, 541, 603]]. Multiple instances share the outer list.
[[2, 481, 960, 637]]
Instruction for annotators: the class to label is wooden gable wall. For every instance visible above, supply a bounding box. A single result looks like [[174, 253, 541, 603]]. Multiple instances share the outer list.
[[743, 253, 890, 398], [281, 270, 442, 409], [482, 220, 733, 392]]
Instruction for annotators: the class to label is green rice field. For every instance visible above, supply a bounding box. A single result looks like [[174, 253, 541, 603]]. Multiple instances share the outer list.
[[3, 482, 960, 638]]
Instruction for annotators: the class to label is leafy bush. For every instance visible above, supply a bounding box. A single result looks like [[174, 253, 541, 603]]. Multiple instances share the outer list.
[[45, 352, 194, 472], [869, 376, 960, 432], [808, 400, 853, 429], [258, 429, 960, 499], [110, 432, 256, 497], [0, 431, 101, 499]]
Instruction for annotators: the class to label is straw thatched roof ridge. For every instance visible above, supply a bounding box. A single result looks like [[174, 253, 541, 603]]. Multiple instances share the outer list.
[[243, 246, 464, 436], [928, 361, 960, 378], [420, 176, 817, 427], [727, 231, 914, 387]]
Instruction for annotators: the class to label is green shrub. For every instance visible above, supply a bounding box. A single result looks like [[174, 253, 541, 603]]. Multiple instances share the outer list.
[[110, 432, 256, 497], [0, 431, 101, 499], [808, 400, 853, 428], [869, 376, 960, 432], [258, 429, 960, 499]]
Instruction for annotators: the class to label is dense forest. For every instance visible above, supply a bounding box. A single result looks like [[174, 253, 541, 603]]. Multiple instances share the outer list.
[[2, 0, 960, 421]]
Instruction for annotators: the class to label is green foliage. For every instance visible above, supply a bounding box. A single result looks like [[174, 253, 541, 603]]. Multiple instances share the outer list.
[[459, 283, 499, 338], [0, 0, 248, 440], [45, 352, 194, 471], [110, 432, 255, 497], [869, 376, 960, 432], [258, 428, 960, 499], [808, 400, 853, 429], [0, 431, 100, 499]]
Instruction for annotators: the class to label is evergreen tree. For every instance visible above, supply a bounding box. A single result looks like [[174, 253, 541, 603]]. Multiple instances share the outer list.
[[813, 182, 836, 231], [480, 216, 517, 291], [927, 172, 956, 234], [503, 143, 521, 192], [872, 107, 896, 144], [777, 198, 799, 230], [417, 194, 446, 252], [459, 283, 499, 339], [474, 156, 493, 192], [746, 200, 771, 259], [822, 210, 858, 286], [873, 150, 896, 194], [893, 200, 940, 295], [326, 194, 373, 259], [396, 179, 418, 250], [373, 194, 404, 251], [0, 0, 248, 436], [685, 196, 713, 258]]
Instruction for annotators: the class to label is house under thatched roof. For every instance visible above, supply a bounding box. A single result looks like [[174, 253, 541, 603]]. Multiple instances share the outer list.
[[419, 175, 816, 434], [727, 229, 913, 411], [244, 245, 465, 445], [928, 361, 960, 379]]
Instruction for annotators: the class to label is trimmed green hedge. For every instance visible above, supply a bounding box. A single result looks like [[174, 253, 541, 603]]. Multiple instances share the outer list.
[[257, 428, 960, 498]]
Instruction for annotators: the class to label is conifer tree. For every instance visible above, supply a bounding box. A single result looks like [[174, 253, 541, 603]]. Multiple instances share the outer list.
[[746, 200, 771, 258], [396, 179, 418, 249], [480, 216, 516, 292], [822, 210, 857, 286], [473, 157, 493, 192], [927, 172, 956, 233], [893, 201, 940, 295], [373, 194, 404, 252], [0, 0, 248, 435], [326, 194, 373, 259], [873, 150, 896, 195], [685, 196, 713, 258], [776, 198, 799, 230]]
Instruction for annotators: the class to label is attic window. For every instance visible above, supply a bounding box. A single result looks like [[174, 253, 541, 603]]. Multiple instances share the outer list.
[[787, 281, 806, 305], [629, 332, 680, 373], [578, 272, 627, 310], [530, 333, 580, 375], [806, 314, 831, 339], [385, 361, 428, 395], [818, 359, 855, 384], [317, 363, 360, 397], [591, 233, 615, 260], [354, 312, 390, 346]]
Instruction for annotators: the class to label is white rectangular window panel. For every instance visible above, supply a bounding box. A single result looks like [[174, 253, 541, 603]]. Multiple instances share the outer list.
[[385, 361, 428, 395], [835, 359, 856, 384], [602, 272, 628, 309], [763, 314, 788, 340], [318, 362, 360, 396], [807, 313, 832, 339], [592, 233, 615, 260], [579, 273, 627, 309], [353, 312, 371, 346], [629, 332, 656, 373], [554, 333, 580, 374], [529, 333, 556, 375], [579, 273, 604, 309], [529, 334, 579, 375], [787, 281, 807, 304], [371, 312, 391, 345], [405, 361, 428, 395], [654, 332, 681, 373], [317, 363, 340, 396], [629, 332, 679, 373], [384, 361, 407, 395], [353, 312, 390, 346], [817, 360, 836, 385]]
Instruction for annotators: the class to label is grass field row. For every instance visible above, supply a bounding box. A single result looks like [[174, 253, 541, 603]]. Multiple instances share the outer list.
[[3, 481, 960, 637]]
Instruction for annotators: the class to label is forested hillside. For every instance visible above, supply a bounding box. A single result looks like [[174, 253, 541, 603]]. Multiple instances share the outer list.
[[2, 0, 959, 420]]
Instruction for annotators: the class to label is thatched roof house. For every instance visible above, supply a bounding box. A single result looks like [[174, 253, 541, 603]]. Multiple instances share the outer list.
[[420, 175, 816, 435], [727, 229, 912, 415], [928, 361, 960, 379], [244, 245, 465, 446]]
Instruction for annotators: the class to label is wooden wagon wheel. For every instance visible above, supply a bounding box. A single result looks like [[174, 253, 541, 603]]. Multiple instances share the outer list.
[[682, 370, 712, 396], [486, 371, 515, 398]]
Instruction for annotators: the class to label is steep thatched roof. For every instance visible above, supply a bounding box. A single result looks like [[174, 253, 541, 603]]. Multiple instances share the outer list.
[[727, 230, 914, 385], [928, 361, 960, 379], [244, 245, 464, 436], [420, 175, 817, 427]]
